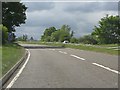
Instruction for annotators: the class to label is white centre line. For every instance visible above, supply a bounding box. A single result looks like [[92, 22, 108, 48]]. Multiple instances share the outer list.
[[48, 49, 55, 51], [92, 63, 120, 74], [6, 49, 31, 89], [70, 54, 85, 61], [59, 51, 67, 54]]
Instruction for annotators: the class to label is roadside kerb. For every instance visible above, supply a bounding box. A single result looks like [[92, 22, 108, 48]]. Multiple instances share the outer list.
[[0, 49, 28, 90]]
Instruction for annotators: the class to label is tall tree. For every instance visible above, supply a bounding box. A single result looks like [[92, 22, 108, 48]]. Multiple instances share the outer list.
[[23, 34, 28, 41], [44, 27, 56, 36], [50, 25, 72, 42], [51, 29, 61, 42], [41, 27, 56, 42], [92, 15, 120, 44], [41, 25, 73, 42], [59, 25, 71, 42], [71, 31, 74, 37], [2, 2, 27, 32], [61, 25, 71, 32], [30, 37, 34, 41]]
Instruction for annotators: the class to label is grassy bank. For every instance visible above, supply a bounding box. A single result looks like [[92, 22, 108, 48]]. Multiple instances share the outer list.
[[65, 44, 119, 55], [42, 42, 119, 55], [19, 41, 119, 55], [2, 43, 25, 77]]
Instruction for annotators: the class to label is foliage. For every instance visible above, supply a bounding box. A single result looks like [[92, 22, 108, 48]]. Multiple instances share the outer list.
[[92, 15, 120, 44], [70, 31, 74, 37], [41, 25, 73, 42], [2, 2, 27, 43], [59, 25, 72, 42], [51, 29, 61, 42], [41, 27, 57, 42], [79, 35, 98, 44], [2, 2, 27, 32], [0, 25, 8, 44], [70, 37, 78, 43], [30, 37, 34, 41], [44, 27, 56, 36]]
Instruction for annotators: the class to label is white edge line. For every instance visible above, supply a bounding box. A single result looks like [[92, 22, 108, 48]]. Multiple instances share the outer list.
[[92, 63, 120, 74], [70, 54, 85, 60], [6, 49, 31, 88], [49, 49, 55, 51]]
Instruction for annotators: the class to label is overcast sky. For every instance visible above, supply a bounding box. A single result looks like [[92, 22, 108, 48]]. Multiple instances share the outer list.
[[15, 0, 118, 40]]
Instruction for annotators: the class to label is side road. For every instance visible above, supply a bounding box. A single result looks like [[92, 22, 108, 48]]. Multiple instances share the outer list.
[[0, 49, 28, 90]]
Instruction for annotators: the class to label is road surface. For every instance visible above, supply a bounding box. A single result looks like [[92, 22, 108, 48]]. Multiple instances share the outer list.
[[9, 44, 119, 88]]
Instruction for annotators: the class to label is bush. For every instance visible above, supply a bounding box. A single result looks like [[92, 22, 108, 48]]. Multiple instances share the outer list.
[[70, 37, 78, 43], [79, 35, 98, 44], [0, 25, 8, 44]]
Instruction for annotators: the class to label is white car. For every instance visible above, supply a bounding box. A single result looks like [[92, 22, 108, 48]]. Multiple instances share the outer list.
[[63, 40, 69, 44]]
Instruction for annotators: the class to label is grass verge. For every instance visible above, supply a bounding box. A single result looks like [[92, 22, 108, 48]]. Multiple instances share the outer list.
[[19, 41, 119, 55], [65, 44, 119, 55], [2, 43, 25, 77], [0, 47, 2, 78]]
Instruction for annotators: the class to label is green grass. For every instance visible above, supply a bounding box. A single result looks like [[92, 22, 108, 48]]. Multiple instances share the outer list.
[[65, 44, 119, 55], [19, 41, 119, 55], [20, 41, 119, 55], [0, 47, 2, 78], [2, 43, 25, 77], [95, 44, 118, 47]]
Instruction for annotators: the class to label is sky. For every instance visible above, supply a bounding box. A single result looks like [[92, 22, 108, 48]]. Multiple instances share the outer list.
[[15, 0, 118, 40]]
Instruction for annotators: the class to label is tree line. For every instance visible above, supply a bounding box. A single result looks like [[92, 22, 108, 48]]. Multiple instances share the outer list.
[[41, 15, 120, 44], [17, 34, 34, 41]]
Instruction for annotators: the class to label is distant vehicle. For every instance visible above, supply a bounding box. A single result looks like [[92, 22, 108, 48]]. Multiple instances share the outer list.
[[63, 40, 69, 44]]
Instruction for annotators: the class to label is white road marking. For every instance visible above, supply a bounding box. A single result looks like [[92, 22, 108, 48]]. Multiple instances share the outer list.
[[92, 63, 120, 74], [59, 51, 67, 54], [48, 49, 55, 51], [6, 49, 31, 89], [70, 54, 85, 61]]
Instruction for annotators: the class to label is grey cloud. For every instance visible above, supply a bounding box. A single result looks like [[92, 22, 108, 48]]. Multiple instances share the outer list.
[[24, 10, 78, 28], [15, 2, 118, 40], [23, 2, 55, 12], [63, 2, 118, 13], [16, 26, 45, 40]]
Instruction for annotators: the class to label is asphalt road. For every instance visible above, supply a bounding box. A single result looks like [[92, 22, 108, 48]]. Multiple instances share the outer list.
[[9, 44, 118, 88]]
